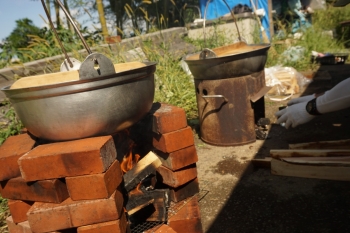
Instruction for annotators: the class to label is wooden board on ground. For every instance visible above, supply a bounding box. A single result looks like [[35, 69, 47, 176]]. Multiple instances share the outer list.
[[281, 156, 350, 166], [251, 158, 272, 168], [270, 149, 350, 158], [289, 139, 350, 149], [271, 158, 350, 181]]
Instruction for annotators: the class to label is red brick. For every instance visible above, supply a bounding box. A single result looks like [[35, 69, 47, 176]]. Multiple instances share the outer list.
[[153, 126, 194, 153], [8, 200, 34, 223], [155, 146, 198, 171], [6, 216, 76, 233], [167, 196, 203, 233], [27, 188, 124, 232], [66, 160, 122, 200], [156, 224, 177, 233], [144, 224, 177, 233], [0, 134, 36, 181], [77, 212, 128, 233], [18, 136, 116, 181], [169, 178, 199, 203], [6, 216, 32, 233], [152, 103, 187, 134], [157, 164, 197, 188], [0, 177, 68, 203]]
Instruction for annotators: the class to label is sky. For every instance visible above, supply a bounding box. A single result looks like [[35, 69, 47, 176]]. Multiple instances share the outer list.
[[0, 0, 105, 42], [0, 0, 48, 41]]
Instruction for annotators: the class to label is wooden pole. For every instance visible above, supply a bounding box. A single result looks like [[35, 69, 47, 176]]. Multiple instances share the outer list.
[[250, 0, 270, 43], [268, 0, 274, 38]]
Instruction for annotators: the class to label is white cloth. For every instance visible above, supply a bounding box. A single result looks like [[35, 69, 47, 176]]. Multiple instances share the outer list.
[[275, 77, 350, 128], [317, 78, 350, 114]]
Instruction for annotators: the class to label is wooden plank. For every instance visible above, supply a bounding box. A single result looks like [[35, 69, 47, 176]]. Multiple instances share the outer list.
[[128, 189, 169, 222], [270, 149, 350, 159], [271, 158, 350, 181], [282, 156, 350, 166], [289, 139, 350, 149], [251, 158, 272, 168], [127, 199, 154, 215], [123, 151, 162, 192]]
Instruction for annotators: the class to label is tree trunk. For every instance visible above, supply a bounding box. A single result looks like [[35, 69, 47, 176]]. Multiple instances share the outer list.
[[63, 0, 74, 33], [54, 0, 61, 28], [96, 0, 109, 42]]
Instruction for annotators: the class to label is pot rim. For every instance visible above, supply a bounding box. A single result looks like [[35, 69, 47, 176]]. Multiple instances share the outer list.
[[2, 61, 157, 92], [184, 43, 270, 63]]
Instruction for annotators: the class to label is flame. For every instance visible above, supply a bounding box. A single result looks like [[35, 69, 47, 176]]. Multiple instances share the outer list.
[[120, 141, 141, 174], [129, 182, 143, 196]]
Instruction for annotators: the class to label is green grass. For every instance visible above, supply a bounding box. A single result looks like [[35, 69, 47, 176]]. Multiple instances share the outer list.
[[266, 5, 350, 70], [0, 196, 9, 233]]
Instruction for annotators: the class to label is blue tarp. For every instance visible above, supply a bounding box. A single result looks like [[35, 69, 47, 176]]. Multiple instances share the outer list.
[[199, 0, 270, 40]]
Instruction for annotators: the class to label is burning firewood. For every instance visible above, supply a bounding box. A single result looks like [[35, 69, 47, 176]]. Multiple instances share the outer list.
[[127, 189, 170, 223], [123, 151, 162, 192]]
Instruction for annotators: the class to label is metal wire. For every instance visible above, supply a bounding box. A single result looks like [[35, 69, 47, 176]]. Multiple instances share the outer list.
[[40, 0, 93, 69], [40, 0, 73, 68], [131, 221, 164, 233], [130, 190, 209, 233]]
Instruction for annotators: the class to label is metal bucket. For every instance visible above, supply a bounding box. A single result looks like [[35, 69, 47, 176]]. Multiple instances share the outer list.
[[195, 71, 266, 146], [184, 0, 270, 146]]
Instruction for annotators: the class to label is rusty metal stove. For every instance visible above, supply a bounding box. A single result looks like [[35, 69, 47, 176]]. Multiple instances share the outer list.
[[194, 70, 266, 146]]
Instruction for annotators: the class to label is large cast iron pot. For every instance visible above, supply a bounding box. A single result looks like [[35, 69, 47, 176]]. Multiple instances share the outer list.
[[2, 62, 156, 141]]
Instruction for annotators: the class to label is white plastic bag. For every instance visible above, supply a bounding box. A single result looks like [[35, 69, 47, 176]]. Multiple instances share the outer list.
[[265, 66, 311, 101]]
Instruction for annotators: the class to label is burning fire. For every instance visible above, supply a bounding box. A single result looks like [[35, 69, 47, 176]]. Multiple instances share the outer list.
[[117, 129, 150, 195], [120, 141, 140, 174], [129, 182, 143, 196]]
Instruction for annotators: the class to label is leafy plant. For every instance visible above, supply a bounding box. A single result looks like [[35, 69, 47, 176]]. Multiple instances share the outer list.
[[141, 36, 198, 119], [266, 5, 350, 71]]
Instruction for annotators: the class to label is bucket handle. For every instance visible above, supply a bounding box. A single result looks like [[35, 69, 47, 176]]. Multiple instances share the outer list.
[[203, 0, 242, 47], [202, 95, 228, 103]]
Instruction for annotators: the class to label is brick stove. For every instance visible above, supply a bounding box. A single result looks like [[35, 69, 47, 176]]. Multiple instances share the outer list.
[[0, 103, 203, 233]]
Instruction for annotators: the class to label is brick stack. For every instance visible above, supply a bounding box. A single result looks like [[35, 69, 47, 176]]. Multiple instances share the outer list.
[[0, 102, 203, 233], [0, 135, 128, 233], [150, 103, 203, 233]]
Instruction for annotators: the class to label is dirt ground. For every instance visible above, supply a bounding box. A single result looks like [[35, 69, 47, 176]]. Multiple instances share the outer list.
[[193, 64, 350, 233]]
